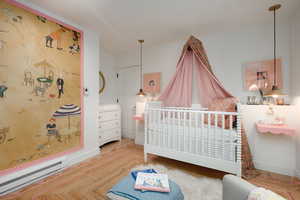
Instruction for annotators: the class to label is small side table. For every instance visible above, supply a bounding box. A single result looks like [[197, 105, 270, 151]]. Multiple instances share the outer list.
[[255, 123, 296, 136]]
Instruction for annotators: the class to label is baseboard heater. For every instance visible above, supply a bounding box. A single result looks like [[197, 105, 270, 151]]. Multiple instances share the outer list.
[[0, 158, 65, 196]]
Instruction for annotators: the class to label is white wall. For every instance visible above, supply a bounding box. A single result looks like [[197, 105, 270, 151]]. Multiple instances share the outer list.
[[99, 50, 118, 104], [290, 10, 300, 178], [117, 67, 139, 138], [116, 20, 299, 176], [242, 105, 297, 176], [0, 0, 100, 183], [116, 22, 291, 104]]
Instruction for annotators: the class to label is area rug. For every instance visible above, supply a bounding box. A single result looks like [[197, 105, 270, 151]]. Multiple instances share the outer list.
[[131, 164, 222, 200]]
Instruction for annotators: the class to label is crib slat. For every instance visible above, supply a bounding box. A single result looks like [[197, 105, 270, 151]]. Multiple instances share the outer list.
[[148, 109, 151, 145], [158, 110, 160, 146], [177, 111, 180, 151], [183, 111, 186, 152], [214, 113, 218, 158], [222, 114, 225, 160], [189, 112, 192, 153], [160, 111, 168, 148], [172, 111, 175, 150], [236, 111, 242, 177], [208, 113, 211, 158], [195, 113, 199, 155], [167, 111, 171, 148], [201, 113, 204, 155], [229, 115, 233, 130], [229, 115, 233, 161]]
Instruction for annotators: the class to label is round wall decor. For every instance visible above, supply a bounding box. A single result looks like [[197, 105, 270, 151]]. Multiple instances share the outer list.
[[99, 71, 105, 94]]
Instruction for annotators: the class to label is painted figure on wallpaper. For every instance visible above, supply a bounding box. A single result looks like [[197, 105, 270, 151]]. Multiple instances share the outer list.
[[45, 28, 66, 50], [0, 40, 6, 49], [46, 118, 61, 144], [36, 15, 47, 23], [0, 85, 7, 98], [1, 8, 22, 23], [0, 0, 82, 173], [69, 31, 81, 54], [0, 127, 9, 144], [69, 43, 80, 54], [72, 30, 79, 42], [56, 77, 64, 98], [23, 71, 35, 87]]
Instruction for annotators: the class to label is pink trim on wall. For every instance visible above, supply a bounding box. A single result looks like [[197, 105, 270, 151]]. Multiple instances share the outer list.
[[0, 0, 85, 176]]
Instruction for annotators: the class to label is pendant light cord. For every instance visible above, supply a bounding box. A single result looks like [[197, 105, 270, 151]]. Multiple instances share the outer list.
[[140, 41, 143, 89], [273, 9, 277, 87]]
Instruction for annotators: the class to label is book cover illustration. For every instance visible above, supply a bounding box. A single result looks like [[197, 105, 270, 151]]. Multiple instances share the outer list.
[[134, 172, 170, 193]]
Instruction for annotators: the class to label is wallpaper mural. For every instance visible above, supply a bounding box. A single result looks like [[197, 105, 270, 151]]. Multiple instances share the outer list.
[[0, 0, 83, 174]]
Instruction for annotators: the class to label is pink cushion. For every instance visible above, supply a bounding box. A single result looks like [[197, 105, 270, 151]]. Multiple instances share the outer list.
[[204, 97, 237, 129]]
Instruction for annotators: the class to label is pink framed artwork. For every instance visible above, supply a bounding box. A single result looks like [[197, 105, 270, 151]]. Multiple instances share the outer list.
[[0, 0, 84, 176], [143, 72, 161, 93], [244, 59, 283, 91]]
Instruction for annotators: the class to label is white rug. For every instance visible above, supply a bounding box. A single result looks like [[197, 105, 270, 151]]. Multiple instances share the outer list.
[[132, 164, 222, 200]]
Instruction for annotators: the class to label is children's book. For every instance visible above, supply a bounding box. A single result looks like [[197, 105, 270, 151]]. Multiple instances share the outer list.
[[134, 172, 170, 193]]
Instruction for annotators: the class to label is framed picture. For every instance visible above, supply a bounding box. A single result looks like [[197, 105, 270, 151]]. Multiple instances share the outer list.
[[244, 59, 283, 91], [143, 72, 161, 93]]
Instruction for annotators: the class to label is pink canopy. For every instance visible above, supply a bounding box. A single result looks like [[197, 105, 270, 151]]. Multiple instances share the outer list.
[[158, 36, 256, 178], [159, 35, 234, 107]]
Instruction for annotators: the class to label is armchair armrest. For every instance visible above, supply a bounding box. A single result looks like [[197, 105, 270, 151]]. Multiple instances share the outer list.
[[223, 175, 256, 200]]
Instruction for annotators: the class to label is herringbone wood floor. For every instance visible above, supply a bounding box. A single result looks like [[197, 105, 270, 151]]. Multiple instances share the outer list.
[[1, 139, 300, 200]]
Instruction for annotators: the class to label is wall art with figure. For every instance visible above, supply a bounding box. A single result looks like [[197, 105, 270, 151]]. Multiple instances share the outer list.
[[0, 0, 83, 175]]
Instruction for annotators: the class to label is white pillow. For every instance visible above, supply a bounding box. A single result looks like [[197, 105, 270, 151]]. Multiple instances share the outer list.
[[248, 187, 286, 200]]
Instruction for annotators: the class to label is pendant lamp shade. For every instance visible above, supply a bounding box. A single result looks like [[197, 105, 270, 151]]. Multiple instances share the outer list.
[[264, 4, 286, 98], [136, 40, 146, 96], [264, 85, 285, 98]]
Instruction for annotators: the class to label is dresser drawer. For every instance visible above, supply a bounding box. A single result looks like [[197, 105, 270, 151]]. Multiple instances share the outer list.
[[99, 111, 120, 122], [100, 128, 121, 142], [99, 120, 120, 131]]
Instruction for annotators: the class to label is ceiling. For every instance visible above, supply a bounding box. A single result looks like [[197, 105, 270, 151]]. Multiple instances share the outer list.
[[27, 0, 300, 55]]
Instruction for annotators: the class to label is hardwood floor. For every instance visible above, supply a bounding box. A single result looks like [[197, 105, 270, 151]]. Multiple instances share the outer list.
[[1, 138, 300, 200]]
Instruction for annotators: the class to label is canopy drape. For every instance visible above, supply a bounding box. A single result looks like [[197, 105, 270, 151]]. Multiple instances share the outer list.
[[158, 35, 257, 178], [159, 35, 233, 107]]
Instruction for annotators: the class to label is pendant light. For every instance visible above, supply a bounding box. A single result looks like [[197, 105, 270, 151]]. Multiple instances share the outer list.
[[137, 40, 146, 96], [264, 4, 286, 98]]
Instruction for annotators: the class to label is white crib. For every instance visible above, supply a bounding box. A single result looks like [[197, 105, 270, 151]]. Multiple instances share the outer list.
[[144, 102, 242, 176]]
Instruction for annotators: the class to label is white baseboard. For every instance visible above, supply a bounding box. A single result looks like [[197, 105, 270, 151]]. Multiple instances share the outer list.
[[295, 170, 300, 179], [121, 128, 135, 139], [65, 147, 100, 168], [254, 161, 295, 176]]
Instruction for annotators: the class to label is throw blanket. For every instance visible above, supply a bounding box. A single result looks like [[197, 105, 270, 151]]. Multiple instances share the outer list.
[[108, 174, 184, 200], [248, 187, 286, 200]]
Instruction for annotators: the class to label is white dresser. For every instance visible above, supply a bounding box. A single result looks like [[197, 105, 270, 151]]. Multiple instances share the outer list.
[[98, 104, 121, 146]]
